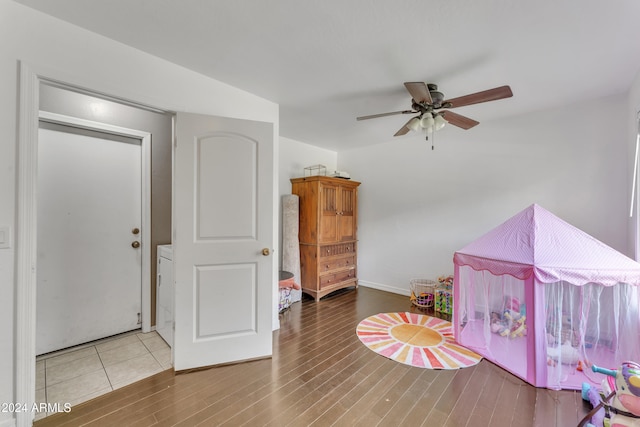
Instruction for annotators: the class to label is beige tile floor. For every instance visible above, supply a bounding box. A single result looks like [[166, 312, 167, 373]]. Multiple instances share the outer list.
[[35, 330, 172, 420]]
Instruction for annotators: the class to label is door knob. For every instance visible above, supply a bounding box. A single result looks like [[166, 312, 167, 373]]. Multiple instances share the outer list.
[[132, 228, 140, 235], [132, 241, 140, 248], [262, 248, 271, 256]]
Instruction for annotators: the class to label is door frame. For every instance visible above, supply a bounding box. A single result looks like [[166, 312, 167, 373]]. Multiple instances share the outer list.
[[16, 63, 153, 426]]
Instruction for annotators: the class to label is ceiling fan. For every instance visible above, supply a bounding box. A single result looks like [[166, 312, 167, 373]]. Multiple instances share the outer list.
[[357, 82, 513, 137]]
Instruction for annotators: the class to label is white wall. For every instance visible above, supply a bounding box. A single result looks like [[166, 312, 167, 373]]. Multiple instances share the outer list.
[[339, 93, 630, 295], [278, 136, 338, 197], [628, 69, 640, 260], [0, 2, 278, 424]]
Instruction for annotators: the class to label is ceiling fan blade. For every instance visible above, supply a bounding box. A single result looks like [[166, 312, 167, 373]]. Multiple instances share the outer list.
[[441, 111, 479, 130], [404, 82, 432, 104], [444, 85, 513, 108], [394, 118, 414, 136], [356, 110, 415, 121]]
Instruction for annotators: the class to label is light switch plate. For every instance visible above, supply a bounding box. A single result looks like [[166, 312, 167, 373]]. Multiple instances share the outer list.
[[0, 226, 12, 249]]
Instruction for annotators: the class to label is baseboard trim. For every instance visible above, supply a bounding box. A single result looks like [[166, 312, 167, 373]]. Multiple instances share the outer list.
[[359, 280, 410, 297]]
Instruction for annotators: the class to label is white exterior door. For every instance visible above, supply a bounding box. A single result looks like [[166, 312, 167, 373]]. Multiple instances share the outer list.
[[36, 124, 142, 355], [173, 112, 274, 371]]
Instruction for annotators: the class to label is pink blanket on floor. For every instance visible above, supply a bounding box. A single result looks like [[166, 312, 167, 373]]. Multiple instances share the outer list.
[[279, 277, 301, 290]]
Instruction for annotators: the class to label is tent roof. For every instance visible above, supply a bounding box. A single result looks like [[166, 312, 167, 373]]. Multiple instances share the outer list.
[[454, 204, 640, 286]]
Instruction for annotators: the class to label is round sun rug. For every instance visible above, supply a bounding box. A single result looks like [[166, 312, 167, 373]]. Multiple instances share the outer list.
[[356, 312, 482, 369]]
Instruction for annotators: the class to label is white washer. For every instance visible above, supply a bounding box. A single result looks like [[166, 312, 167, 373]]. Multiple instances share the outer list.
[[157, 245, 173, 347]]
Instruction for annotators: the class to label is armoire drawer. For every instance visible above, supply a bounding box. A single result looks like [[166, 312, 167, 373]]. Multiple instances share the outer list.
[[319, 268, 356, 289], [320, 255, 356, 272], [320, 243, 355, 258]]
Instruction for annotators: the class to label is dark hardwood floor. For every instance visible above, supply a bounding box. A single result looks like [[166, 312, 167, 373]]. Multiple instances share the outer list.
[[35, 287, 590, 426]]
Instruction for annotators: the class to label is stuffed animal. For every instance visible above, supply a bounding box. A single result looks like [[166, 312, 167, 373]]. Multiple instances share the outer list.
[[581, 382, 606, 427], [547, 340, 580, 365], [503, 309, 527, 338], [601, 362, 640, 424], [490, 307, 528, 339], [580, 363, 640, 427], [490, 311, 508, 336], [509, 315, 527, 338], [547, 311, 580, 348]]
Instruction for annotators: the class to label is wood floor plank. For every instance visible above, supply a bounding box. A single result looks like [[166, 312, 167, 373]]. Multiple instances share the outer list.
[[331, 362, 409, 427], [444, 359, 490, 426], [467, 361, 506, 426], [264, 347, 378, 426], [377, 369, 435, 426], [305, 355, 392, 426], [533, 390, 562, 427], [33, 287, 590, 427], [224, 342, 371, 426], [423, 365, 476, 426], [285, 360, 382, 426], [369, 367, 421, 419]]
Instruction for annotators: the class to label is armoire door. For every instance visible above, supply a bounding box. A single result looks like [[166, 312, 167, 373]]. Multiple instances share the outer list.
[[319, 182, 339, 243], [338, 185, 357, 241]]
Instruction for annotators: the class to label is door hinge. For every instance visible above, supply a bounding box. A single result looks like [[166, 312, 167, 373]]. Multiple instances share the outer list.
[[137, 312, 142, 325]]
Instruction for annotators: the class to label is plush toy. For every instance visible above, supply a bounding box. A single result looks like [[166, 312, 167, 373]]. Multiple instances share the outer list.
[[546, 332, 560, 347], [547, 311, 580, 348], [579, 362, 640, 427], [503, 309, 527, 338], [490, 311, 508, 336], [547, 340, 581, 365], [595, 362, 640, 426], [581, 382, 607, 427], [489, 303, 529, 339], [509, 315, 527, 338]]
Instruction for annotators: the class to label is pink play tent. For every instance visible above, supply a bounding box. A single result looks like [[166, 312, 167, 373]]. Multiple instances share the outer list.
[[453, 204, 640, 390]]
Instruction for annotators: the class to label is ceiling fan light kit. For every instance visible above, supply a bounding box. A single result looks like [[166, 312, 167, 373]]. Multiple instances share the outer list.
[[419, 113, 435, 130], [357, 82, 513, 140], [407, 117, 422, 132], [433, 114, 447, 131]]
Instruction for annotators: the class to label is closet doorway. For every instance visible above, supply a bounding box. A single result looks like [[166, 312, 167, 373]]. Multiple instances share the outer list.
[[36, 120, 145, 355], [35, 82, 174, 351]]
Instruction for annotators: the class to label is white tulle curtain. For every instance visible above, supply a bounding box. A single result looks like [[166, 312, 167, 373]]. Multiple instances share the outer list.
[[456, 267, 530, 381], [456, 263, 640, 389], [546, 281, 640, 386]]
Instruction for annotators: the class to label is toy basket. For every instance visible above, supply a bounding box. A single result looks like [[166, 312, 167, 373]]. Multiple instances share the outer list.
[[410, 279, 436, 308]]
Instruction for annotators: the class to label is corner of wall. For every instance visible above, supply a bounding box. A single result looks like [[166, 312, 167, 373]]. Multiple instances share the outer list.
[[359, 280, 411, 297], [627, 68, 640, 260]]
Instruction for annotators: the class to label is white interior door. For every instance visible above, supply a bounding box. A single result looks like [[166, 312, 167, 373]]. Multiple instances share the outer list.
[[173, 112, 274, 371], [36, 123, 142, 355]]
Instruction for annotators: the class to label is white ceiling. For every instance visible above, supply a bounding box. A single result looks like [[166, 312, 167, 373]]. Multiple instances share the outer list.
[[15, 0, 640, 151]]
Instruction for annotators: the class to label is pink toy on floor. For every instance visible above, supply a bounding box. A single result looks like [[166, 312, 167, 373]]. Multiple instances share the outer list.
[[580, 362, 640, 427]]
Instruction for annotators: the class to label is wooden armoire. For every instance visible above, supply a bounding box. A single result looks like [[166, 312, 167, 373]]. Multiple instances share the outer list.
[[291, 176, 361, 301]]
